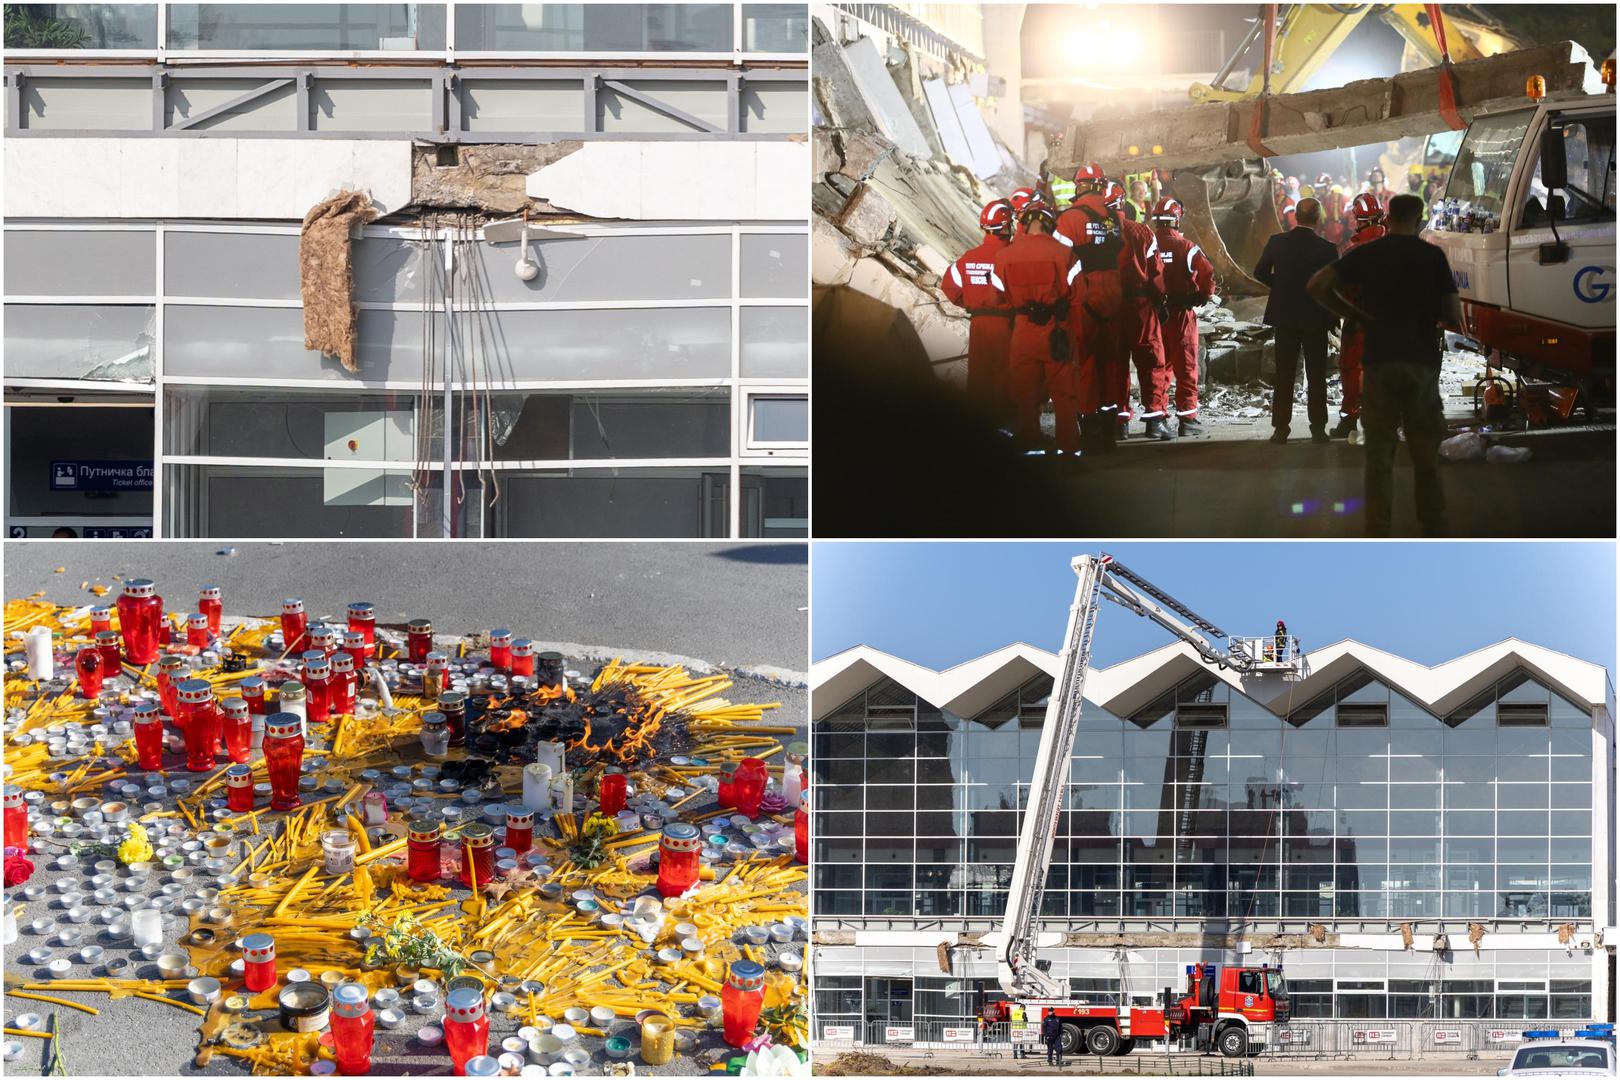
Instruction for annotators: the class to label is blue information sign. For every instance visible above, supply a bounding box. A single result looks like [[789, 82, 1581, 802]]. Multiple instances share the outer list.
[[49, 461, 154, 492]]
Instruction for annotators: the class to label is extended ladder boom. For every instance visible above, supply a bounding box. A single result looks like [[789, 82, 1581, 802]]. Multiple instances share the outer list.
[[996, 554, 1299, 1001]]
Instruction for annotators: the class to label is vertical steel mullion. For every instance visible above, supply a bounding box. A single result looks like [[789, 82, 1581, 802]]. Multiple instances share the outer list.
[[151, 224, 165, 536], [432, 70, 447, 136], [444, 0, 457, 58], [152, 71, 166, 132], [156, 1, 168, 57], [727, 71, 741, 134], [296, 70, 311, 132], [583, 73, 598, 133], [438, 228, 456, 539], [729, 226, 742, 539], [446, 73, 461, 140], [6, 72, 23, 132]]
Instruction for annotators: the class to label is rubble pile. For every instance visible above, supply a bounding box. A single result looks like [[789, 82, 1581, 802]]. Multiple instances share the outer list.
[[2, 588, 809, 1077]]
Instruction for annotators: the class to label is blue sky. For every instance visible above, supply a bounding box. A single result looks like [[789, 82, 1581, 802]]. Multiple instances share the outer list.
[[812, 543, 1617, 679]]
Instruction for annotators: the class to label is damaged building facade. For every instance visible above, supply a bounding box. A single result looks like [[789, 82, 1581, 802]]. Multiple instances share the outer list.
[[810, 639, 1616, 1035], [3, 2, 809, 538]]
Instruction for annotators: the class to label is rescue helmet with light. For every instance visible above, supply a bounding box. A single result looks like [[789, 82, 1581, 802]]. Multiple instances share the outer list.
[[1018, 200, 1057, 231], [1102, 181, 1126, 210], [1009, 187, 1037, 213], [1351, 192, 1383, 224], [979, 199, 1015, 232], [1072, 162, 1107, 190], [1315, 172, 1334, 189], [1150, 197, 1184, 225]]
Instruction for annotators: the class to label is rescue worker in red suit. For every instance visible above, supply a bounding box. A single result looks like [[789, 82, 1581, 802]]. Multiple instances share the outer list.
[[941, 199, 1017, 433], [1149, 197, 1216, 437], [1055, 164, 1118, 447], [991, 201, 1086, 457], [1332, 192, 1387, 438], [1056, 166, 1171, 439], [1008, 187, 1037, 238]]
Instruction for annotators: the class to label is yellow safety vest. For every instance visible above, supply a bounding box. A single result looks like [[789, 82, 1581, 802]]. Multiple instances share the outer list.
[[1049, 176, 1076, 210]]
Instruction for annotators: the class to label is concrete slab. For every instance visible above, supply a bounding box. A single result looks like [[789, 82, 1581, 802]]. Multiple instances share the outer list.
[[526, 141, 807, 220], [922, 77, 974, 169], [840, 36, 932, 159]]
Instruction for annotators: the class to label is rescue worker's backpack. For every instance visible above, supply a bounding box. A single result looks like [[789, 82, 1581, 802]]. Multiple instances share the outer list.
[[1072, 203, 1126, 323]]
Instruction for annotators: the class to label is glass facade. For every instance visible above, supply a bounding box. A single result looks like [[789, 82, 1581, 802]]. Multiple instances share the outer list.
[[813, 669, 1597, 923]]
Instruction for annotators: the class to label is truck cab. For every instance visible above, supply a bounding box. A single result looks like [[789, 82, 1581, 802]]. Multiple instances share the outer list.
[[1427, 84, 1615, 399]]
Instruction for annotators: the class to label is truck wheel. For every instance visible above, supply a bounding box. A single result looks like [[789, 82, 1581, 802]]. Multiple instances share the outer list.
[[1116, 1038, 1135, 1056], [1218, 1025, 1248, 1058], [1086, 1025, 1121, 1056], [1060, 1023, 1084, 1057]]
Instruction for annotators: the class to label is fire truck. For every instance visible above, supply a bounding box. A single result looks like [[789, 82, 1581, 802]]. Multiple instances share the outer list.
[[1426, 61, 1616, 413], [980, 555, 1304, 1058]]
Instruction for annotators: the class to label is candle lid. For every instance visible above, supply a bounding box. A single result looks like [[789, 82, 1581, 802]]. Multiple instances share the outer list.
[[199, 586, 221, 601], [131, 701, 160, 722], [225, 764, 253, 786], [348, 602, 374, 618], [282, 598, 304, 614], [719, 761, 740, 779], [3, 786, 23, 809], [220, 697, 249, 719], [786, 741, 809, 760], [464, 1055, 500, 1077], [279, 682, 306, 702], [333, 982, 370, 1017], [265, 713, 302, 739], [425, 652, 449, 667], [301, 651, 330, 675], [489, 629, 512, 644], [123, 579, 156, 598], [90, 606, 112, 618], [537, 650, 563, 663], [331, 652, 355, 674], [408, 619, 433, 634], [660, 823, 701, 852], [504, 804, 533, 824], [726, 959, 765, 991], [445, 987, 485, 1021], [96, 630, 122, 645], [438, 691, 467, 710], [309, 624, 336, 641], [176, 679, 214, 705], [409, 818, 442, 841], [604, 766, 625, 778], [510, 639, 534, 656], [241, 676, 265, 694], [187, 612, 209, 627], [158, 655, 186, 672], [420, 711, 447, 727], [461, 822, 495, 848], [241, 932, 275, 958]]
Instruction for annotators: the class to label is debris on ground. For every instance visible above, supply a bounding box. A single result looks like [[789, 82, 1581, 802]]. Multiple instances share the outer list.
[[818, 1051, 951, 1075], [2, 588, 808, 1076]]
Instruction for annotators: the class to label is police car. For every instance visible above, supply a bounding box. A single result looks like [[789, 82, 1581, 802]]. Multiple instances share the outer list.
[[1499, 1027, 1616, 1078]]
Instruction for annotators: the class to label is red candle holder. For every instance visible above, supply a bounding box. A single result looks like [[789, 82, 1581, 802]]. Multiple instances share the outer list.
[[116, 579, 163, 665], [96, 631, 123, 681], [717, 761, 739, 810], [89, 606, 112, 638], [656, 823, 702, 897], [220, 697, 251, 764], [341, 631, 366, 666], [240, 675, 267, 715], [308, 624, 338, 657], [488, 630, 513, 672], [302, 651, 332, 725], [176, 679, 219, 773], [406, 619, 433, 664], [423, 652, 449, 699], [156, 655, 186, 716], [75, 646, 103, 699], [226, 763, 255, 812], [733, 758, 767, 820], [280, 599, 308, 654], [443, 987, 490, 1076], [721, 959, 766, 1047], [504, 805, 533, 854], [407, 818, 442, 882], [3, 785, 29, 850], [186, 612, 210, 649], [241, 932, 277, 992], [329, 651, 358, 717], [263, 713, 305, 811], [131, 701, 165, 772], [198, 586, 222, 634], [458, 823, 495, 890], [795, 787, 808, 864], [331, 982, 375, 1075], [599, 768, 627, 817], [439, 691, 467, 748], [509, 639, 535, 678], [347, 603, 375, 659]]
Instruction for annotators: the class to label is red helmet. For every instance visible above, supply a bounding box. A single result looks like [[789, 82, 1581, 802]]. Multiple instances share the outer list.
[[1315, 172, 1334, 189], [1009, 187, 1037, 212], [979, 199, 1014, 232], [1073, 162, 1106, 186], [1102, 181, 1126, 210], [1351, 192, 1383, 223], [1019, 200, 1057, 231], [1150, 197, 1184, 225]]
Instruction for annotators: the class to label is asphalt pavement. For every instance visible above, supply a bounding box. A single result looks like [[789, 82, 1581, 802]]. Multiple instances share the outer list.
[[3, 542, 808, 678]]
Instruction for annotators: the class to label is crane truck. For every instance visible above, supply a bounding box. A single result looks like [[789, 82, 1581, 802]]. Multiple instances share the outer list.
[[979, 554, 1307, 1059]]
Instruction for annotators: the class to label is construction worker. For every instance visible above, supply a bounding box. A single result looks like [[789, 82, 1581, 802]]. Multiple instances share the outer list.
[[1332, 192, 1388, 438], [942, 199, 1018, 433], [992, 201, 1084, 457], [1150, 197, 1216, 437], [1008, 187, 1037, 237]]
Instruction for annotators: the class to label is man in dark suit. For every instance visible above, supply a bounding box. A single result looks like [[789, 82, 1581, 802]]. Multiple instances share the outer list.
[[1253, 198, 1341, 443]]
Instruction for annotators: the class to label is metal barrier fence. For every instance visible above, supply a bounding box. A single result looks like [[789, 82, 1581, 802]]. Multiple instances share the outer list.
[[811, 1018, 1601, 1063]]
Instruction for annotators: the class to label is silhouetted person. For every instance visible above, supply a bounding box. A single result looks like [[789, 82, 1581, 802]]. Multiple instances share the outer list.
[[1254, 197, 1340, 443]]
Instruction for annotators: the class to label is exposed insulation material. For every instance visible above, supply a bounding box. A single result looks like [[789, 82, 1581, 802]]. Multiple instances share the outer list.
[[299, 190, 379, 374]]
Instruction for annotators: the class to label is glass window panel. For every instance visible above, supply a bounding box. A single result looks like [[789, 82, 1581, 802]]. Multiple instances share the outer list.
[[1333, 754, 1388, 782], [814, 837, 861, 863], [1496, 726, 1551, 756], [740, 306, 809, 378], [865, 785, 913, 812], [865, 757, 914, 785], [813, 890, 859, 915], [163, 231, 302, 299], [816, 784, 861, 811], [485, 468, 729, 538], [165, 386, 423, 461], [1497, 812, 1550, 839], [1388, 810, 1440, 835], [1443, 779, 1494, 809], [814, 811, 861, 836], [814, 863, 861, 889], [167, 4, 447, 50], [5, 4, 158, 48], [162, 464, 415, 538], [1339, 809, 1388, 836], [1549, 864, 1591, 889], [1498, 754, 1550, 781], [1497, 782, 1550, 809], [1389, 783, 1441, 809], [1389, 755, 1441, 783], [1444, 836, 1494, 863], [1334, 728, 1390, 757], [440, 307, 731, 381], [1548, 728, 1591, 754], [1548, 691, 1590, 726], [740, 234, 808, 298], [5, 303, 155, 380], [1551, 757, 1591, 782], [454, 3, 730, 51], [742, 4, 807, 51], [1445, 810, 1495, 835], [815, 729, 863, 758], [1387, 836, 1441, 863], [1551, 783, 1592, 810], [1334, 781, 1388, 808], [1549, 810, 1591, 837], [468, 233, 731, 302], [481, 389, 731, 461], [750, 395, 808, 443], [165, 305, 419, 381], [5, 230, 156, 296]]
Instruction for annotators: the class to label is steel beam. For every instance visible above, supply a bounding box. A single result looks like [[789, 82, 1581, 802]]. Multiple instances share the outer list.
[[601, 78, 723, 133], [171, 76, 293, 130]]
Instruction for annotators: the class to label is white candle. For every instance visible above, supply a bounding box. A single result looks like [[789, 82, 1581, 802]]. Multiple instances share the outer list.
[[130, 907, 163, 948], [551, 775, 574, 815], [369, 666, 394, 709], [534, 741, 565, 777], [522, 763, 552, 812], [783, 760, 804, 805], [25, 627, 53, 680]]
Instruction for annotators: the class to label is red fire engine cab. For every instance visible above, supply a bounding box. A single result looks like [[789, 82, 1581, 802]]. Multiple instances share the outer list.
[[983, 963, 1291, 1058]]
